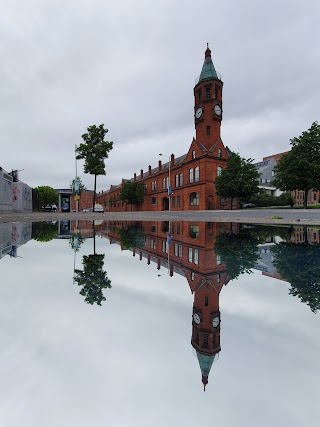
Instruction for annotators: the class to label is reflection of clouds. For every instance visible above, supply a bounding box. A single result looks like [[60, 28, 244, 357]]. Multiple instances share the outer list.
[[0, 237, 319, 426]]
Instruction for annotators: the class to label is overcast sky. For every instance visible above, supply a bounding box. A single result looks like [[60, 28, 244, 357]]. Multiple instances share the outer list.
[[1, 0, 319, 191]]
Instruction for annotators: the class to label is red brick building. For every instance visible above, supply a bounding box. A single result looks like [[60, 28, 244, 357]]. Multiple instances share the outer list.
[[97, 45, 233, 211], [96, 220, 235, 389]]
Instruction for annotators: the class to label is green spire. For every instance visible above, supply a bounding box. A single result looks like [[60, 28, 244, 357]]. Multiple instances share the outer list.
[[199, 43, 218, 82], [196, 351, 216, 391]]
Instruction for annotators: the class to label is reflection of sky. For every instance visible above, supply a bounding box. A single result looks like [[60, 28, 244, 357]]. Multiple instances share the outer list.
[[0, 235, 319, 427]]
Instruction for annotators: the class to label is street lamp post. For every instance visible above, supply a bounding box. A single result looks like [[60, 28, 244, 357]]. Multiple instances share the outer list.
[[159, 153, 171, 211]]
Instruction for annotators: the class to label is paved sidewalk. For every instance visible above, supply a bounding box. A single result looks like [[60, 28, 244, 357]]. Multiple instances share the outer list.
[[0, 209, 320, 225]]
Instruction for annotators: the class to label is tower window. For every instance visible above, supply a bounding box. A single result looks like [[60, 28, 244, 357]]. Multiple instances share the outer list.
[[198, 90, 202, 102], [206, 87, 210, 99], [206, 126, 210, 135], [205, 297, 209, 306]]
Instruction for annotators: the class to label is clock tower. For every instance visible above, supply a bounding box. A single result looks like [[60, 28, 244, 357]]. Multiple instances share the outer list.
[[194, 44, 223, 151]]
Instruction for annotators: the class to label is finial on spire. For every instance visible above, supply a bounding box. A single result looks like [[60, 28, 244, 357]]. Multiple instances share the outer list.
[[205, 44, 211, 58]]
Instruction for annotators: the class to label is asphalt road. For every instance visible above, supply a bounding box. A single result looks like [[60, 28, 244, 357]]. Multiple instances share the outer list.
[[1, 208, 320, 225]]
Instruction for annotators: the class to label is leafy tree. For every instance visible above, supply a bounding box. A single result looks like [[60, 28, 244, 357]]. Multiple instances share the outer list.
[[119, 224, 145, 249], [273, 240, 320, 313], [32, 222, 58, 242], [214, 230, 260, 280], [69, 231, 85, 252], [73, 254, 111, 306], [273, 122, 320, 209], [70, 177, 86, 194], [76, 124, 113, 212], [120, 181, 145, 205], [215, 152, 260, 209], [34, 186, 58, 208]]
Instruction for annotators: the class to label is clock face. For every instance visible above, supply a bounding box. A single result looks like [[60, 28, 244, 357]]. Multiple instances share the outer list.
[[214, 105, 222, 115], [193, 313, 201, 325], [212, 316, 219, 328], [195, 107, 203, 119]]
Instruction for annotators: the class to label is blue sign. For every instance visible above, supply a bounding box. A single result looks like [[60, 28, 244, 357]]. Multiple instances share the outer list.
[[168, 185, 172, 196]]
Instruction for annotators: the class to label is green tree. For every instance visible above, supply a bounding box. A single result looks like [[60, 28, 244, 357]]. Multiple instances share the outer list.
[[70, 177, 86, 194], [214, 230, 260, 280], [273, 122, 320, 209], [32, 222, 58, 242], [215, 152, 260, 209], [73, 254, 111, 306], [119, 224, 145, 249], [120, 181, 145, 205], [34, 186, 58, 209], [76, 124, 113, 212], [273, 240, 320, 313]]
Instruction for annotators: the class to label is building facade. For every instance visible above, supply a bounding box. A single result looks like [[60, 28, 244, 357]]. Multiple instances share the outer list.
[[255, 153, 320, 206], [97, 46, 233, 211], [0, 167, 32, 213]]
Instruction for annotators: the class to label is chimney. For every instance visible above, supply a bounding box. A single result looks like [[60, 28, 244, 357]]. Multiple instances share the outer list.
[[158, 160, 162, 171], [171, 153, 175, 165], [134, 173, 136, 182], [148, 165, 152, 175], [140, 169, 143, 179]]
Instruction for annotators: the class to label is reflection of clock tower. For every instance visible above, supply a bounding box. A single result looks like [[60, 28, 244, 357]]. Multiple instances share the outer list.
[[194, 44, 223, 151], [191, 278, 223, 391]]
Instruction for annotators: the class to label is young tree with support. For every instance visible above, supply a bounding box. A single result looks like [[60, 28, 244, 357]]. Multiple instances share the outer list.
[[76, 124, 113, 212]]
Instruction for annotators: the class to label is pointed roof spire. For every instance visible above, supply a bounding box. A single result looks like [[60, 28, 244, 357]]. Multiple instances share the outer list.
[[196, 351, 216, 391], [199, 43, 219, 82]]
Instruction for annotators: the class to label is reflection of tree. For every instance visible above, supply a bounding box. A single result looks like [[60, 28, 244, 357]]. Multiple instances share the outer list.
[[32, 222, 58, 242], [273, 242, 320, 313], [215, 231, 260, 280], [74, 254, 111, 306], [69, 233, 85, 252], [119, 224, 145, 249]]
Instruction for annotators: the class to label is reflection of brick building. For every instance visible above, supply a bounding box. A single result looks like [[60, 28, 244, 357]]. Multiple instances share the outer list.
[[97, 220, 233, 389], [97, 46, 233, 212]]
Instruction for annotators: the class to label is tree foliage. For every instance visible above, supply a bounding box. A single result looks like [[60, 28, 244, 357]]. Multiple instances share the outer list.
[[273, 122, 320, 209], [215, 152, 260, 209], [214, 230, 260, 280], [32, 222, 58, 242], [119, 181, 145, 205], [248, 191, 294, 207], [70, 177, 86, 194], [119, 224, 145, 249], [34, 186, 58, 208], [76, 124, 113, 211], [73, 254, 111, 306], [273, 241, 320, 313]]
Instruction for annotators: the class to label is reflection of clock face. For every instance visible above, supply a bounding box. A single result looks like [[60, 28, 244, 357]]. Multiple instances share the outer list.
[[195, 107, 203, 119], [193, 313, 201, 324], [212, 316, 219, 328], [214, 105, 221, 115]]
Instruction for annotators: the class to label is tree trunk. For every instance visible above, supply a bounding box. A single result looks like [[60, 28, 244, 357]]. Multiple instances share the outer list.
[[304, 189, 308, 209], [93, 222, 96, 255], [93, 174, 97, 212]]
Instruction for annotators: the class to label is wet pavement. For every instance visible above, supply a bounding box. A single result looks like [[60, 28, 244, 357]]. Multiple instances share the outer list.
[[0, 208, 320, 225]]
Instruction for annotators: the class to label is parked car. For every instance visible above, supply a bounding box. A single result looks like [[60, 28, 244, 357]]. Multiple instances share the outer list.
[[241, 202, 255, 208], [82, 203, 104, 213]]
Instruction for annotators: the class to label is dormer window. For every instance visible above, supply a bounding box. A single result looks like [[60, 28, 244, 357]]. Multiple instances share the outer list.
[[218, 148, 222, 157], [192, 150, 196, 159]]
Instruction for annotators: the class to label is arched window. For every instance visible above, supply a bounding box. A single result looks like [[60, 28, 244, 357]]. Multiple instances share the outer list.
[[151, 197, 156, 204], [190, 192, 199, 206]]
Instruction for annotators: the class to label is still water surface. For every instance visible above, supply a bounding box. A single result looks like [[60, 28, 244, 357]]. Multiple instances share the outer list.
[[0, 220, 319, 427]]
